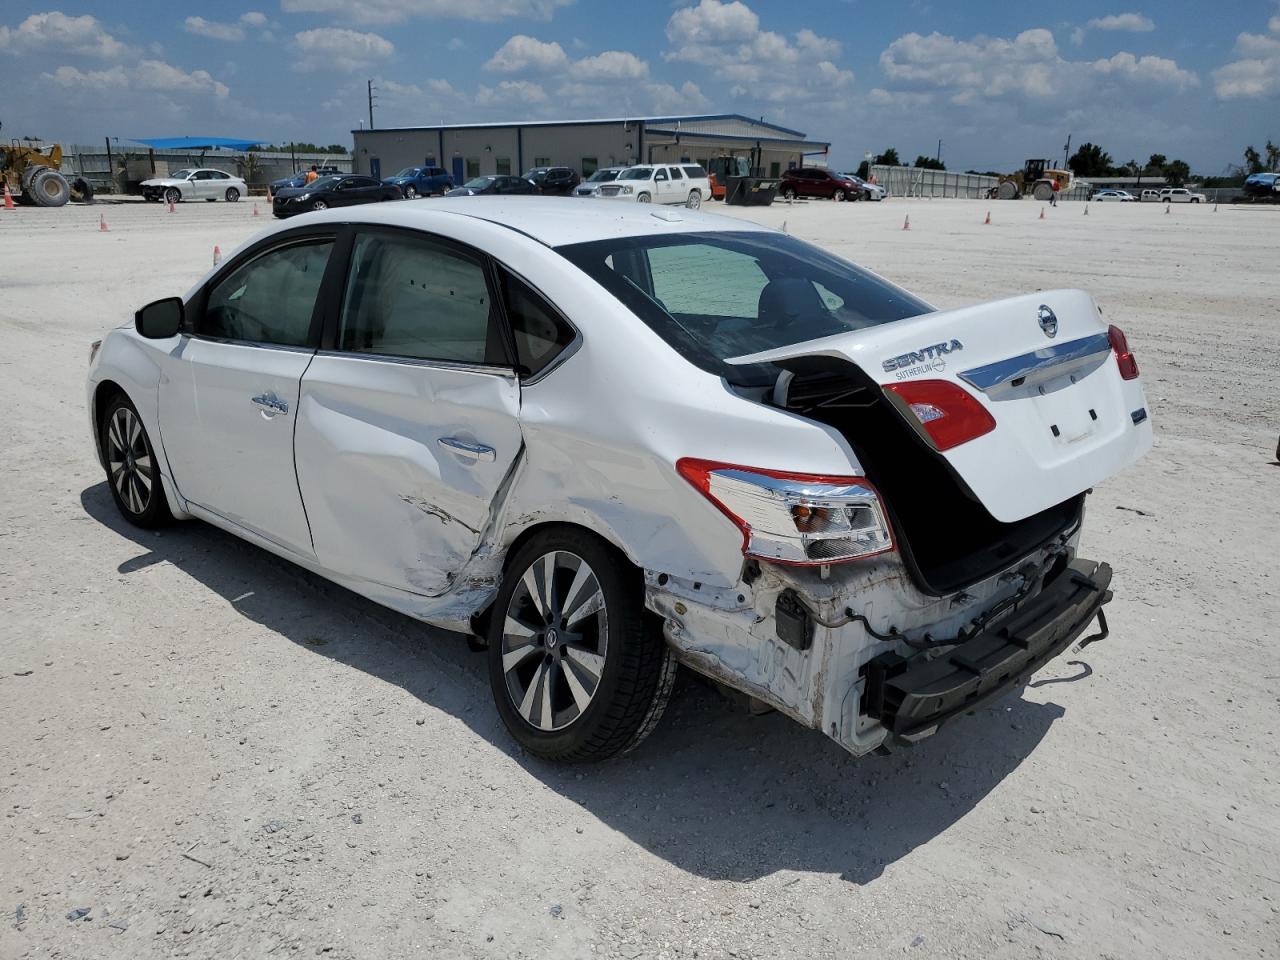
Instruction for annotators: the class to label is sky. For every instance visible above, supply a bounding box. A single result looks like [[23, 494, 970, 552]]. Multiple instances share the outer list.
[[2, 0, 1278, 173]]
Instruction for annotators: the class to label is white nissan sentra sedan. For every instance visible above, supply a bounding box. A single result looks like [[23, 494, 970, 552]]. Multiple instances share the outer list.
[[86, 198, 1152, 762]]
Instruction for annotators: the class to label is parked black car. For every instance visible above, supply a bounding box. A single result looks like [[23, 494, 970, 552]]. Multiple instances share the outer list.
[[272, 175, 402, 218], [444, 176, 539, 197], [523, 166, 580, 195]]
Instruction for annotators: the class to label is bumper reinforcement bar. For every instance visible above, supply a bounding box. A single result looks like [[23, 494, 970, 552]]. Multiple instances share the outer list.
[[863, 558, 1113, 744]]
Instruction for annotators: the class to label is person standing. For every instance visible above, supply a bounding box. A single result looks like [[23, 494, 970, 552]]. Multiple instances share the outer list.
[[1050, 177, 1060, 207], [304, 165, 319, 185]]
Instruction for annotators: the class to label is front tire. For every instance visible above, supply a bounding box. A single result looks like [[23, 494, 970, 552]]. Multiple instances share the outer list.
[[834, 189, 846, 202], [782, 187, 796, 200], [225, 187, 240, 202], [404, 185, 417, 199], [164, 187, 181, 204], [311, 199, 328, 211], [636, 192, 652, 203], [487, 529, 676, 762], [100, 395, 172, 529]]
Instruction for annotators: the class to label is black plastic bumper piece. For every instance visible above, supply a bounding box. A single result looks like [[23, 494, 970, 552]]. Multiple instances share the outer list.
[[864, 558, 1113, 743]]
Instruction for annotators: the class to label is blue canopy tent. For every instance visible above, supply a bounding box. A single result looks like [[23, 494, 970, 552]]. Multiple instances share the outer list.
[[129, 137, 261, 150]]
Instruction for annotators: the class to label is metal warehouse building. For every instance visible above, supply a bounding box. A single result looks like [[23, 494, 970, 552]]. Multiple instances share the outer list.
[[350, 114, 829, 183]]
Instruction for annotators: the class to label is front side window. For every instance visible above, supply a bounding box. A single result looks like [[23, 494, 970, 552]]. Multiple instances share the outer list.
[[557, 232, 930, 387], [669, 167, 684, 180], [500, 270, 575, 378], [202, 240, 333, 346], [338, 232, 502, 366]]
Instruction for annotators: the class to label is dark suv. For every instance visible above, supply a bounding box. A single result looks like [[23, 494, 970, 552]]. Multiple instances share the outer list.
[[780, 167, 861, 202], [524, 166, 581, 195], [383, 165, 454, 198]]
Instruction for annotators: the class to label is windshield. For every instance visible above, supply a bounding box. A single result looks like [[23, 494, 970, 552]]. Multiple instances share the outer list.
[[587, 169, 619, 182], [618, 168, 653, 181], [393, 167, 420, 178], [557, 231, 931, 387], [523, 169, 547, 178], [464, 177, 497, 189], [170, 169, 194, 179]]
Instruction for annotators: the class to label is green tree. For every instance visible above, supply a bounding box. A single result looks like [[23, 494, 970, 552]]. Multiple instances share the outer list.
[[1146, 153, 1168, 174], [1244, 145, 1263, 174], [855, 160, 870, 179], [874, 147, 901, 166], [1162, 159, 1191, 187], [913, 155, 946, 170], [1068, 142, 1115, 177], [1266, 139, 1280, 171]]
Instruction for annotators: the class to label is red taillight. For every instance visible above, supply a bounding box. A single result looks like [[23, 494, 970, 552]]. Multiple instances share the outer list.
[[884, 379, 996, 452], [1108, 324, 1139, 380]]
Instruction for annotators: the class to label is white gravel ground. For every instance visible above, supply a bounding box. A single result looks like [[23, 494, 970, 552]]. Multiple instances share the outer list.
[[1, 195, 1277, 960]]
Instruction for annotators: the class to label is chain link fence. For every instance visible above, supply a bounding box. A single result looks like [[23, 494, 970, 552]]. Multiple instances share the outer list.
[[57, 146, 353, 195]]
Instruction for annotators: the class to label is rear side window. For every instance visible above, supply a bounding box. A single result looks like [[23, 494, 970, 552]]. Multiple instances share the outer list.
[[338, 232, 504, 365], [202, 240, 333, 346], [500, 270, 576, 378], [669, 167, 684, 180], [682, 166, 706, 179]]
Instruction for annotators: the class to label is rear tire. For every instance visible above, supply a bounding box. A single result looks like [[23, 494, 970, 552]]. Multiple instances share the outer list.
[[686, 190, 701, 209], [29, 169, 71, 207], [99, 394, 172, 529], [487, 528, 676, 762], [782, 187, 796, 200], [70, 177, 95, 203]]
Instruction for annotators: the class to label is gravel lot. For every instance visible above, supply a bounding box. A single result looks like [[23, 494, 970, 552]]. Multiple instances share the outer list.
[[2, 196, 1277, 959]]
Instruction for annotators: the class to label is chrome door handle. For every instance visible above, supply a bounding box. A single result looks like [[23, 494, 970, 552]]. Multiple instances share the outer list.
[[251, 393, 289, 417], [438, 437, 496, 462]]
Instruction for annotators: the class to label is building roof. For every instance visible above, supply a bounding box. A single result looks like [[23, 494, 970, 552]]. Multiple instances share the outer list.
[[353, 113, 810, 140], [130, 136, 261, 150]]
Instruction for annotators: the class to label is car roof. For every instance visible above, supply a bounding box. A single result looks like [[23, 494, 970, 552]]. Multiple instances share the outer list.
[[289, 196, 775, 247]]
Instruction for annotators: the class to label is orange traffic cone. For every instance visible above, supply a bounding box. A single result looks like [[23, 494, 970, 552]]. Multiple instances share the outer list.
[[99, 214, 109, 232], [983, 210, 991, 225], [1039, 207, 1045, 220], [3, 183, 14, 210], [902, 214, 910, 231], [213, 245, 222, 266]]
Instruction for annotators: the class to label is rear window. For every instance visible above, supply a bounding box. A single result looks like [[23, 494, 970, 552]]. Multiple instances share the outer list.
[[556, 231, 930, 387]]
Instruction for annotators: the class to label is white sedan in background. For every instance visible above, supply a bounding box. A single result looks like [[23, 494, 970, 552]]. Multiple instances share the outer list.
[[1092, 190, 1136, 202], [593, 164, 710, 207], [140, 168, 247, 203], [86, 199, 1150, 762]]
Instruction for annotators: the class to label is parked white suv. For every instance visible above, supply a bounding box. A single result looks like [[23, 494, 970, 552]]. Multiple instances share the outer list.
[[1159, 188, 1205, 203], [595, 164, 710, 208], [87, 199, 1151, 762]]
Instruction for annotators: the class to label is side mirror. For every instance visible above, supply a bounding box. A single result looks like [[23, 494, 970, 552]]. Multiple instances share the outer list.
[[135, 297, 184, 339]]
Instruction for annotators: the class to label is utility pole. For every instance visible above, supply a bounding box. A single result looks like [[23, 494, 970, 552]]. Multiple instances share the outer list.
[[367, 79, 376, 131], [936, 139, 942, 164], [1062, 133, 1071, 170]]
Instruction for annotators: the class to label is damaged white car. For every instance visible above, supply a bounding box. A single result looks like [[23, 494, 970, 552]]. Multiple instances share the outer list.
[[86, 199, 1152, 762]]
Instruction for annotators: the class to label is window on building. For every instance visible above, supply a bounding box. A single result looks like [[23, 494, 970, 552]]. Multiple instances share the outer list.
[[466, 157, 480, 178], [581, 157, 598, 177], [425, 156, 436, 167], [534, 156, 551, 167], [496, 157, 512, 175], [770, 162, 781, 178]]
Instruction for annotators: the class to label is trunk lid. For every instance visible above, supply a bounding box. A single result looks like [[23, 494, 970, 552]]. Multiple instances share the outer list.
[[729, 289, 1152, 523]]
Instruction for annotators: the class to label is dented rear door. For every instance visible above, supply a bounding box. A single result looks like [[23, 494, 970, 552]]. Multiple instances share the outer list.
[[293, 227, 523, 597]]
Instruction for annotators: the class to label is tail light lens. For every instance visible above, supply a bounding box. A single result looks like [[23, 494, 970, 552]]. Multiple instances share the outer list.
[[884, 379, 996, 451], [676, 459, 894, 566], [1108, 324, 1139, 380]]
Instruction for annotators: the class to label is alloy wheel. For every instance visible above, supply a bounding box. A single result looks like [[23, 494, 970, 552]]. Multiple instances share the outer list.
[[312, 200, 327, 210], [500, 551, 608, 732], [106, 406, 153, 515]]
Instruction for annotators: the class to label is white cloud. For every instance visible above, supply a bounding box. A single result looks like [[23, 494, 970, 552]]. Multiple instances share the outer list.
[[485, 34, 567, 72], [879, 28, 1196, 103], [646, 79, 710, 113], [280, 0, 572, 24], [1086, 13, 1155, 32], [447, 37, 465, 51], [476, 79, 547, 104], [185, 16, 244, 42], [1213, 14, 1280, 99], [664, 0, 851, 101], [44, 59, 229, 98], [241, 12, 268, 27], [294, 28, 394, 72], [0, 11, 127, 58], [570, 50, 648, 81]]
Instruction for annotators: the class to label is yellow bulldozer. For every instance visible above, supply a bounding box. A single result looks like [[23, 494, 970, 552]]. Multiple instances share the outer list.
[[2, 122, 93, 206], [989, 158, 1072, 201]]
